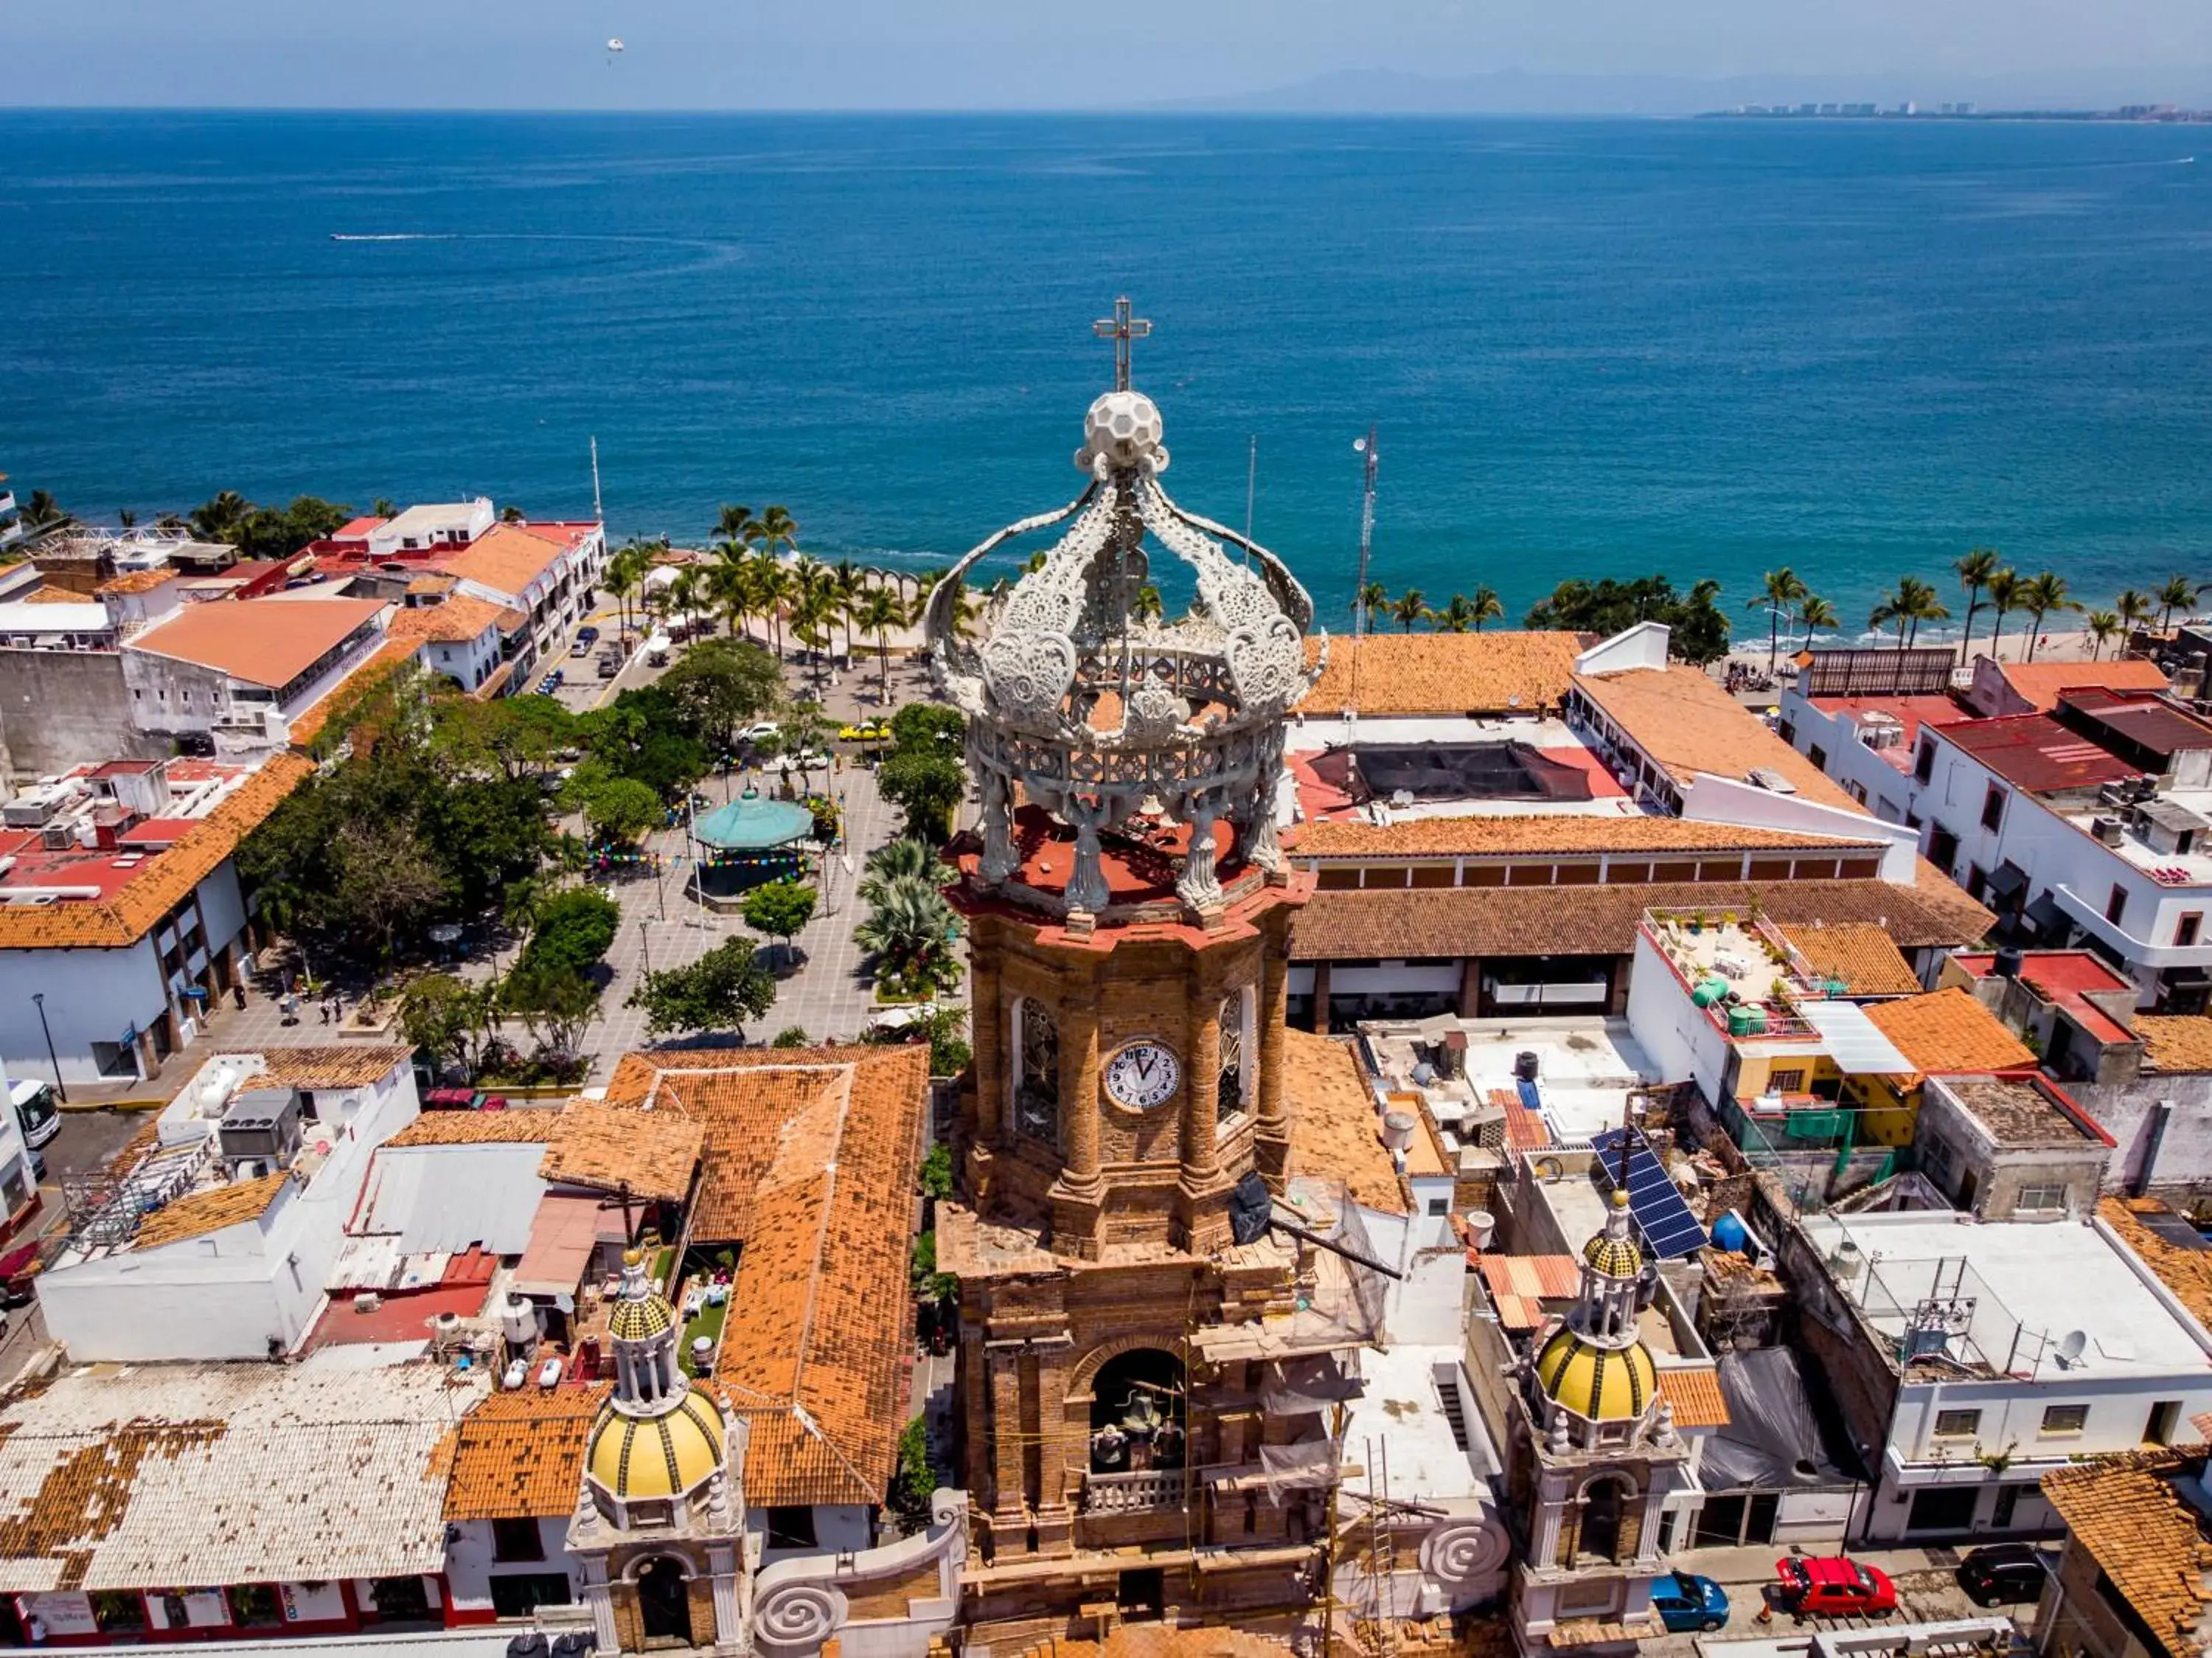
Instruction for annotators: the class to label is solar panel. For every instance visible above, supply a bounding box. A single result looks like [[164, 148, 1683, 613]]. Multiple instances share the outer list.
[[1589, 1126, 1708, 1259]]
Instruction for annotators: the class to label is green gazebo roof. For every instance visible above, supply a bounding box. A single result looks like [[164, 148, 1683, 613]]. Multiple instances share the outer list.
[[693, 791, 813, 850]]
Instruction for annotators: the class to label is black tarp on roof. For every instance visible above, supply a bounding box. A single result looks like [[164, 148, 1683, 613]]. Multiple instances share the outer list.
[[1702, 1346, 1866, 1491], [1348, 742, 1596, 803]]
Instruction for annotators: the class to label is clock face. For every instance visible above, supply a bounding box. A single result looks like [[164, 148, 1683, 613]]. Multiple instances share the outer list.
[[1104, 1041, 1182, 1111]]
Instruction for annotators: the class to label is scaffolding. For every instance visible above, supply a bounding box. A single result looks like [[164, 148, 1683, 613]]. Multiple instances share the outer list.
[[58, 1137, 212, 1255]]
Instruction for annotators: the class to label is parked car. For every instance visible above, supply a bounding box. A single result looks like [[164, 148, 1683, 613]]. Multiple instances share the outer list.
[[597, 652, 619, 679], [0, 1240, 43, 1308], [1955, 1543, 2049, 1606], [422, 1086, 484, 1111], [740, 721, 781, 746], [577, 625, 600, 646], [1650, 1572, 1730, 1633], [1773, 1557, 1896, 1620], [569, 637, 591, 658], [10, 1079, 58, 1150]]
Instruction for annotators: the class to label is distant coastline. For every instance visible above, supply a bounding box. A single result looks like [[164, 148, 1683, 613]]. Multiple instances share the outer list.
[[1702, 102, 2211, 123]]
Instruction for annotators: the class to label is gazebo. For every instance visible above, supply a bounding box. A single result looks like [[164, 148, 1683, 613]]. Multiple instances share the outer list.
[[691, 790, 814, 896]]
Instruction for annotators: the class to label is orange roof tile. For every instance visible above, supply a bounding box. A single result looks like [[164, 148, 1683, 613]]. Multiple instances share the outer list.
[[385, 1110, 564, 1148], [2042, 1445, 2212, 1658], [1864, 988, 2037, 1078], [1477, 1254, 1581, 1327], [2133, 1016, 2212, 1074], [1655, 1367, 1732, 1430], [1290, 815, 1881, 860], [1283, 1030, 1407, 1215], [128, 597, 388, 688], [386, 595, 512, 645], [445, 523, 566, 599], [94, 569, 178, 597], [1298, 631, 1583, 717], [443, 1383, 611, 1520], [2101, 1197, 2212, 1335], [2000, 658, 2171, 712], [0, 754, 312, 950], [603, 1045, 929, 1508], [133, 1170, 290, 1249], [1573, 665, 1862, 811], [537, 1103, 705, 1205], [1774, 921, 1924, 997], [244, 1044, 411, 1089]]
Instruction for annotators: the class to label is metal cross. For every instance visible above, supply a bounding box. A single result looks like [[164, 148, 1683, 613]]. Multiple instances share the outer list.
[[1093, 296, 1152, 392]]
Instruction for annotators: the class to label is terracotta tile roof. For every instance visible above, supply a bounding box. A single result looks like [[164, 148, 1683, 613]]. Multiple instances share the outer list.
[[1864, 988, 2037, 1078], [2042, 1445, 2212, 1658], [93, 569, 178, 596], [386, 594, 511, 645], [603, 1045, 929, 1508], [445, 523, 566, 599], [2000, 658, 2171, 712], [131, 1170, 291, 1250], [537, 1103, 705, 1205], [2100, 1197, 2212, 1334], [1298, 631, 1584, 717], [1573, 665, 1862, 811], [21, 586, 97, 606], [385, 1110, 563, 1148], [1288, 875, 1991, 962], [128, 597, 388, 688], [1283, 1030, 1407, 1215], [1477, 1254, 1579, 1328], [1655, 1367, 1733, 1430], [2134, 1016, 2212, 1074], [243, 1044, 411, 1089], [1290, 814, 1880, 860], [0, 754, 312, 950], [1774, 921, 1924, 997], [404, 575, 457, 597], [442, 1383, 611, 1521], [1494, 1089, 1554, 1151]]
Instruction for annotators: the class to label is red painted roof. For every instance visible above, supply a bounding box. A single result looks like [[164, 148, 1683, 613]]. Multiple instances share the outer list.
[[1954, 950, 2137, 1047], [1811, 695, 1968, 763], [1938, 713, 2142, 794]]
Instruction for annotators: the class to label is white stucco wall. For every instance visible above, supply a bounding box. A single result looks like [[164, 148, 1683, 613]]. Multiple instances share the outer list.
[[0, 939, 167, 1084], [444, 1517, 581, 1617]]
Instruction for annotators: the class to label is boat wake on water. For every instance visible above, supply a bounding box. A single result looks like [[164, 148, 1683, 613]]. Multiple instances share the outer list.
[[328, 232, 460, 242]]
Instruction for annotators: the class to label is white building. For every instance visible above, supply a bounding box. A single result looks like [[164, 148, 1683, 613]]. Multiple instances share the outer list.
[[368, 499, 498, 558], [389, 595, 524, 696], [124, 595, 392, 750], [443, 522, 607, 684], [0, 479, 20, 552], [35, 1045, 419, 1361], [1789, 1208, 2212, 1541]]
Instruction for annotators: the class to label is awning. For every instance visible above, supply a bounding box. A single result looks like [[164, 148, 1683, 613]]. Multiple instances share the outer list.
[[2023, 892, 2072, 939], [1796, 1000, 1915, 1075], [1986, 863, 2029, 901], [512, 1192, 603, 1303]]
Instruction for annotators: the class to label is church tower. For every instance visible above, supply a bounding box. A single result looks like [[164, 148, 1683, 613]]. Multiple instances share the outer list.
[[930, 302, 1352, 1639], [568, 1249, 751, 1656], [1507, 1191, 1691, 1655]]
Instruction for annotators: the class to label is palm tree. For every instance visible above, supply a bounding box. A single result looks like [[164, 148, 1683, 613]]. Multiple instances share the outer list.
[[853, 586, 905, 704], [1390, 589, 1429, 632], [754, 505, 799, 561], [2157, 575, 2201, 634], [2019, 571, 2081, 660], [713, 503, 754, 546], [1355, 580, 1389, 634], [790, 587, 839, 693], [748, 551, 794, 660], [2115, 589, 2157, 645], [666, 567, 705, 642], [1797, 594, 1839, 644], [1870, 577, 1949, 650], [118, 509, 137, 530], [2084, 610, 2122, 661], [603, 540, 648, 641], [1952, 547, 2001, 665], [854, 873, 961, 989], [1435, 594, 1479, 634], [372, 497, 397, 519], [1470, 586, 1505, 632], [1746, 568, 1809, 672], [1984, 569, 2024, 662], [913, 568, 979, 642], [831, 559, 866, 661], [860, 839, 939, 905]]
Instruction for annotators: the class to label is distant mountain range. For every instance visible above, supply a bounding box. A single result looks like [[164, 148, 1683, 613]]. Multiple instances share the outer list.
[[1165, 67, 2212, 117]]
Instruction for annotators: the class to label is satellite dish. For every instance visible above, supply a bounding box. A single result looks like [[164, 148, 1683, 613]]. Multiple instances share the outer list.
[[2055, 1329, 2089, 1368]]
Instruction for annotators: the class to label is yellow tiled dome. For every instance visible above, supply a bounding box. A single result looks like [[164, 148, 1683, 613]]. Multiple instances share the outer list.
[[1534, 1327, 1657, 1423], [586, 1392, 727, 1500], [1582, 1231, 1644, 1278], [608, 1291, 678, 1343]]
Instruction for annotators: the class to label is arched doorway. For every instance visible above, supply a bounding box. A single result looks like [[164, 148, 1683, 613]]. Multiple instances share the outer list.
[[1088, 1347, 1186, 1473], [1576, 1477, 1630, 1564], [636, 1555, 692, 1644]]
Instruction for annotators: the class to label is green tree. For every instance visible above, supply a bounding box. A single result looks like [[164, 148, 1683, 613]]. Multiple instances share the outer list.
[[232, 495, 351, 559], [578, 776, 662, 846], [1131, 583, 1165, 625], [742, 879, 818, 967], [887, 1416, 941, 1533], [2115, 589, 2157, 639], [853, 586, 905, 704], [516, 887, 622, 977], [1953, 547, 2002, 665], [1468, 585, 1506, 632], [22, 489, 66, 530], [1868, 575, 1949, 649], [658, 637, 783, 755], [1524, 575, 1732, 665], [918, 1142, 954, 1200], [1355, 580, 1389, 633], [771, 1024, 812, 1049], [2018, 571, 2082, 661], [625, 937, 776, 1038], [399, 973, 498, 1081], [889, 701, 965, 752], [1747, 568, 1809, 673], [330, 821, 448, 962], [861, 839, 942, 905], [856, 873, 961, 993], [2085, 610, 2122, 661], [1795, 594, 1838, 647], [879, 749, 964, 844], [188, 490, 253, 543], [1390, 589, 1429, 631], [603, 539, 650, 642], [2157, 575, 2202, 634], [1434, 593, 1478, 633], [1984, 569, 2024, 661], [498, 962, 600, 1058]]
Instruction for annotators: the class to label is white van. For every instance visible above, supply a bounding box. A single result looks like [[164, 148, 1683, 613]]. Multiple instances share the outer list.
[[10, 1079, 58, 1149]]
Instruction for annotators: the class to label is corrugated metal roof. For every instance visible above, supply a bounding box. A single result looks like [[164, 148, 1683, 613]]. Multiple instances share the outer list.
[[1797, 999, 1915, 1075], [354, 1142, 546, 1255]]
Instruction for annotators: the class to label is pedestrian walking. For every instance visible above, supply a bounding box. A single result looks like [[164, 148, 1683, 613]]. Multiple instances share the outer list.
[[319, 1002, 329, 1025]]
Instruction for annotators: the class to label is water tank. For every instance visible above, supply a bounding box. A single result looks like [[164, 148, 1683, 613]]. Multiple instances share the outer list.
[[1691, 977, 1729, 1009], [1513, 1050, 1540, 1081], [434, 1311, 463, 1344], [1463, 1210, 1498, 1249], [1381, 1110, 1417, 1153], [1829, 1240, 1864, 1281], [1994, 945, 2026, 978], [1711, 1212, 1750, 1254], [501, 1359, 528, 1390], [501, 1293, 538, 1347]]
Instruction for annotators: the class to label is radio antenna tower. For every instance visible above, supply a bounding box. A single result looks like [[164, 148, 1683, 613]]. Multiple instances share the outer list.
[[1350, 428, 1378, 715]]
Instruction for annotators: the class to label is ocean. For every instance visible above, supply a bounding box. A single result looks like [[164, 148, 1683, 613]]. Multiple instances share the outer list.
[[3, 111, 2209, 635]]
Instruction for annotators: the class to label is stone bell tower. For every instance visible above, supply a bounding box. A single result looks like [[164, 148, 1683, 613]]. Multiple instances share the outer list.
[[925, 297, 1326, 1261]]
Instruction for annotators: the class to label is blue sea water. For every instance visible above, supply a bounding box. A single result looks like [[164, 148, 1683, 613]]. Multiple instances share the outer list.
[[3, 111, 2210, 634]]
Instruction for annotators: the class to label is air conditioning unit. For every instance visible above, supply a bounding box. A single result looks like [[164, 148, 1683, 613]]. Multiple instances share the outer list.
[[219, 1087, 304, 1168]]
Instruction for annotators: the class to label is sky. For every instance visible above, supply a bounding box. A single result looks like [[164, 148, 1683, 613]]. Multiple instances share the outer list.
[[7, 0, 2211, 110]]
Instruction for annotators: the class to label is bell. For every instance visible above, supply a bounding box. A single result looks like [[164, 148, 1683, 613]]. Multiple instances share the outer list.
[[1121, 1391, 1162, 1435]]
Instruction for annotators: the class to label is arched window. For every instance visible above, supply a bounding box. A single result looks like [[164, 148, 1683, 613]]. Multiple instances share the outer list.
[[1576, 1476, 1632, 1564], [1217, 988, 1251, 1125], [1014, 998, 1060, 1145]]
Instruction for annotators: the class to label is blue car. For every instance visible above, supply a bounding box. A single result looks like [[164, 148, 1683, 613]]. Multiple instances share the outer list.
[[1650, 1571, 1730, 1633]]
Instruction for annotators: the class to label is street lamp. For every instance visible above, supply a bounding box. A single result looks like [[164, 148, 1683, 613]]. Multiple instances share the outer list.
[[30, 992, 67, 1103]]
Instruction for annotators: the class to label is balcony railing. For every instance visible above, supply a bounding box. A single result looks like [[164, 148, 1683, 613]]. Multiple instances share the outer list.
[[1081, 1467, 1189, 1514]]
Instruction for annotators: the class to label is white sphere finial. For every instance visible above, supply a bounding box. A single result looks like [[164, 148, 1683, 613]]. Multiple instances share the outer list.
[[1077, 390, 1166, 475]]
